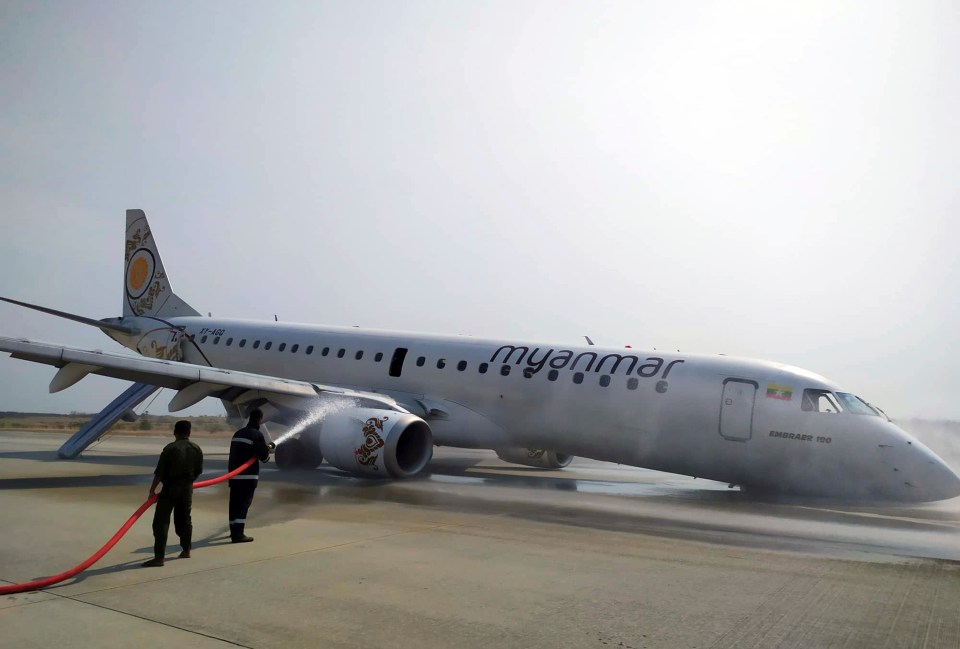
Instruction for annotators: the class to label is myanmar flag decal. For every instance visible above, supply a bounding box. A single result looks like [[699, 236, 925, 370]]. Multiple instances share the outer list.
[[766, 384, 793, 401]]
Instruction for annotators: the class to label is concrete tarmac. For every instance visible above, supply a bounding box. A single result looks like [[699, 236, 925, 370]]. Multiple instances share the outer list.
[[1, 430, 959, 648]]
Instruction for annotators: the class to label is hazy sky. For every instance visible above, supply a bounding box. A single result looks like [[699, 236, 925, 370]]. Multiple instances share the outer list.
[[1, 1, 958, 420]]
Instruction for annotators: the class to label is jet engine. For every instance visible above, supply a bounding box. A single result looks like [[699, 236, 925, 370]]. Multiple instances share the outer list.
[[495, 448, 573, 469], [274, 435, 324, 470], [319, 408, 433, 478]]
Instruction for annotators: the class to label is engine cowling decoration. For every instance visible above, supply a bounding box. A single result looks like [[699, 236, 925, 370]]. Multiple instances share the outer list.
[[320, 407, 433, 478], [356, 415, 388, 467]]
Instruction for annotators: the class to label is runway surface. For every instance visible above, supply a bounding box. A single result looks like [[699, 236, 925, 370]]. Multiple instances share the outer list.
[[1, 430, 958, 648]]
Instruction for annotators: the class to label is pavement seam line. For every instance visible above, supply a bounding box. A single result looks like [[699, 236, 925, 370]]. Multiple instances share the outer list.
[[60, 521, 464, 597], [0, 582, 58, 611], [4, 589, 255, 648]]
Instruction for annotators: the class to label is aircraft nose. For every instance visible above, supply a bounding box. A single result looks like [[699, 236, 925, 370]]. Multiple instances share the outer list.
[[903, 444, 960, 502]]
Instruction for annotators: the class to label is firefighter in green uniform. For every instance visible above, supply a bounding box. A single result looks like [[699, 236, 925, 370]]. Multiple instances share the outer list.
[[142, 420, 204, 567]]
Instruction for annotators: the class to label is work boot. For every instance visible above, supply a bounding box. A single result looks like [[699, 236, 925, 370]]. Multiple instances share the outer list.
[[179, 549, 191, 559], [141, 557, 164, 568], [230, 522, 253, 543]]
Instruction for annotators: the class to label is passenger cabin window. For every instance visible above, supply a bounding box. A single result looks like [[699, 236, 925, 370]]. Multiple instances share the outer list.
[[416, 356, 426, 367], [355, 351, 363, 360], [548, 369, 559, 381], [375, 352, 383, 362], [239, 339, 246, 348], [457, 361, 467, 371], [322, 347, 330, 356], [599, 375, 611, 387], [253, 340, 260, 349], [500, 365, 510, 376], [801, 389, 841, 413], [291, 344, 299, 353], [306, 345, 314, 355], [627, 377, 639, 390], [337, 349, 345, 358], [278, 343, 286, 352], [213, 337, 220, 345], [479, 363, 488, 374], [437, 359, 446, 369], [573, 372, 584, 384], [523, 367, 534, 378], [201, 335, 208, 343], [226, 338, 233, 346], [264, 342, 272, 350]]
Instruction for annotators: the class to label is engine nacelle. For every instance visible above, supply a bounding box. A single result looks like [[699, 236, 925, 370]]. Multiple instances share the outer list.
[[495, 448, 574, 469], [320, 408, 433, 478]]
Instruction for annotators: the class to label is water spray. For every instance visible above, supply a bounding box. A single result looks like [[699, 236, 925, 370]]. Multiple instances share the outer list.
[[272, 399, 356, 446]]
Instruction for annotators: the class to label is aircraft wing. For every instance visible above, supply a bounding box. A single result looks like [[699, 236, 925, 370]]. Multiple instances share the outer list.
[[0, 336, 406, 413]]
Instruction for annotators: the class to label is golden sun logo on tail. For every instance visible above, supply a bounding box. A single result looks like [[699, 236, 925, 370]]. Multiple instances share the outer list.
[[125, 247, 156, 300], [124, 237, 168, 316]]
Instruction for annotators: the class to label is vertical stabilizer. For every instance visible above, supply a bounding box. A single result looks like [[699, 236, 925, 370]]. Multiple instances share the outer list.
[[124, 209, 200, 318]]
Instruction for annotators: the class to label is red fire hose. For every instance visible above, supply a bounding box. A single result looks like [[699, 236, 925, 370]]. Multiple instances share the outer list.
[[0, 457, 258, 596]]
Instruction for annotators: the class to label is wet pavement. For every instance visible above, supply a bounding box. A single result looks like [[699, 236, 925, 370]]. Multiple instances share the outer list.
[[1, 430, 959, 648]]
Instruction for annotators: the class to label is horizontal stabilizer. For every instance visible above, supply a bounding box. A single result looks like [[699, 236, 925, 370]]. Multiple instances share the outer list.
[[0, 297, 135, 334]]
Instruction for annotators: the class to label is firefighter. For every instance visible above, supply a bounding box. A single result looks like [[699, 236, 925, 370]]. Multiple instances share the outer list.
[[142, 420, 203, 567], [228, 408, 272, 542]]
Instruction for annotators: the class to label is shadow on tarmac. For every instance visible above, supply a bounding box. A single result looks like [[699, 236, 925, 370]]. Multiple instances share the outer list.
[[56, 526, 241, 587]]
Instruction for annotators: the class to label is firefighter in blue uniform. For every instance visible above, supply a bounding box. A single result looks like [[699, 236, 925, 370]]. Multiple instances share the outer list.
[[228, 408, 272, 542], [142, 420, 203, 567]]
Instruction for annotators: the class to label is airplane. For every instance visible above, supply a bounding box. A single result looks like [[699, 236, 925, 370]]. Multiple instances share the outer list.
[[1, 209, 958, 503]]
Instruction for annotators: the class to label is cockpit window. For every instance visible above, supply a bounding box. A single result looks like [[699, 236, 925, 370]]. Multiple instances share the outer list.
[[871, 403, 891, 421], [801, 389, 842, 413], [835, 392, 881, 416]]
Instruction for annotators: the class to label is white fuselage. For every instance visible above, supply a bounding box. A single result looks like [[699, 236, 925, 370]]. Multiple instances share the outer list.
[[113, 315, 960, 503]]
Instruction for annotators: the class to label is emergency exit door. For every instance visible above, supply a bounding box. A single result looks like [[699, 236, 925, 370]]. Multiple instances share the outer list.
[[388, 347, 408, 377], [719, 378, 758, 441]]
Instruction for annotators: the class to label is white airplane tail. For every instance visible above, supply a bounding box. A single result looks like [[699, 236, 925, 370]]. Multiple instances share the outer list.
[[124, 209, 200, 318]]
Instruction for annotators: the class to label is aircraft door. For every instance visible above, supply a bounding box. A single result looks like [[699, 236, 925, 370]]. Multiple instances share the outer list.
[[389, 347, 408, 377], [719, 378, 758, 441]]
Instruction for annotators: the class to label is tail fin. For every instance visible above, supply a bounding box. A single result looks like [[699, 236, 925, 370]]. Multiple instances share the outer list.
[[124, 209, 200, 318]]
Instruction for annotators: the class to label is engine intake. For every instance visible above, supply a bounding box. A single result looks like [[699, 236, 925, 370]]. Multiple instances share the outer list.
[[496, 448, 573, 469], [320, 408, 433, 478]]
